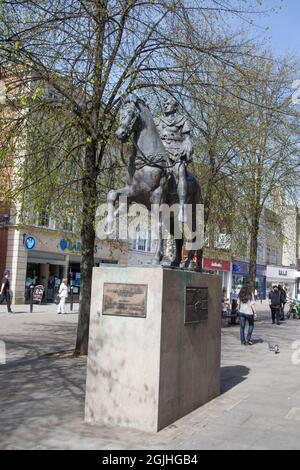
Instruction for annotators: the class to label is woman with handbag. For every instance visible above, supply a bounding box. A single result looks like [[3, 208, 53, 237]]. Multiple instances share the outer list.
[[57, 278, 68, 314], [237, 284, 257, 346]]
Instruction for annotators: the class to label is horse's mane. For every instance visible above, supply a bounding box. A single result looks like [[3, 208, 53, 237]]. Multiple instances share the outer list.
[[124, 94, 149, 110]]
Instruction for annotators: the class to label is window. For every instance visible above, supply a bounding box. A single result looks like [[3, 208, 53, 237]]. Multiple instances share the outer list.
[[63, 219, 74, 232], [132, 229, 151, 252], [37, 209, 50, 228], [137, 239, 146, 251]]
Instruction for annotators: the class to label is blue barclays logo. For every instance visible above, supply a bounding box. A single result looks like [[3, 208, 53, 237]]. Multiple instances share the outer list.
[[60, 239, 98, 254], [24, 236, 36, 250], [60, 239, 81, 252], [60, 239, 68, 251]]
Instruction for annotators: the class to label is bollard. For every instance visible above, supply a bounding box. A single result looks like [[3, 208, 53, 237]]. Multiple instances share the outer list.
[[30, 285, 34, 313], [70, 285, 74, 312]]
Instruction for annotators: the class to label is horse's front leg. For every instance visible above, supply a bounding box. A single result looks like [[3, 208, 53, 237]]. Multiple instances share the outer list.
[[105, 186, 135, 235], [105, 188, 126, 235], [104, 190, 116, 235]]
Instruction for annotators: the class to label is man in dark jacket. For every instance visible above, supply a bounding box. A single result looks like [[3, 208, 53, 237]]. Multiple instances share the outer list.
[[278, 285, 286, 321], [269, 285, 281, 325], [0, 270, 12, 313]]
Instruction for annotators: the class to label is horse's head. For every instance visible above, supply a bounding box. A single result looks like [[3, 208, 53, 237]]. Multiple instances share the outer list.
[[116, 96, 141, 142]]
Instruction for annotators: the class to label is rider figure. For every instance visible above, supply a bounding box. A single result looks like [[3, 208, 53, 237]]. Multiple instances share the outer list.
[[154, 97, 193, 223]]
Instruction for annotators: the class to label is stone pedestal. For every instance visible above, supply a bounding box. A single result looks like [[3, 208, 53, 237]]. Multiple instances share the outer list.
[[85, 266, 221, 433]]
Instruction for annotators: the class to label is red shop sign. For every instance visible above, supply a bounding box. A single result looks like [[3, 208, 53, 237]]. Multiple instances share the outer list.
[[203, 258, 230, 272]]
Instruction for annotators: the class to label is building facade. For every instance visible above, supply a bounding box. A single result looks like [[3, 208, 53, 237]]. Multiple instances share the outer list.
[[1, 220, 128, 304]]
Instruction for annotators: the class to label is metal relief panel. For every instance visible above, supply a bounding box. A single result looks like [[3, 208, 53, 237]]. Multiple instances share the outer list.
[[102, 283, 147, 318], [185, 286, 208, 324]]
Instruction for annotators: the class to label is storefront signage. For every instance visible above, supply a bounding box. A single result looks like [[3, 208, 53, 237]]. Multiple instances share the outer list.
[[60, 239, 81, 252], [203, 258, 230, 272], [59, 239, 98, 254], [267, 266, 296, 280], [278, 270, 288, 277], [232, 260, 266, 277], [24, 236, 36, 250], [32, 285, 44, 303]]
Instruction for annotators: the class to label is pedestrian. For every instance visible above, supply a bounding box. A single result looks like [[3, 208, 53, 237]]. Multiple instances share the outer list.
[[237, 285, 257, 345], [278, 284, 286, 321], [269, 285, 281, 325], [57, 278, 68, 314], [254, 288, 258, 301], [222, 288, 229, 312], [0, 270, 13, 313]]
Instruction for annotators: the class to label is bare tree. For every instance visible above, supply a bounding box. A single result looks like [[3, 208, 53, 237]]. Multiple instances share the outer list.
[[227, 54, 300, 291], [0, 0, 271, 354]]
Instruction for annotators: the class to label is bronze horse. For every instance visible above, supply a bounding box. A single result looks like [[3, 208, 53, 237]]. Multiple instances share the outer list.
[[105, 96, 202, 268]]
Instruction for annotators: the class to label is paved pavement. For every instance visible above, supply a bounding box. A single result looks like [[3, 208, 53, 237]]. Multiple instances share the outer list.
[[0, 302, 300, 450]]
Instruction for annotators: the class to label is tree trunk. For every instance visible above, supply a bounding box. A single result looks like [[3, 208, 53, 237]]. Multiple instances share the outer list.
[[248, 215, 260, 294], [74, 141, 97, 356], [196, 193, 211, 270]]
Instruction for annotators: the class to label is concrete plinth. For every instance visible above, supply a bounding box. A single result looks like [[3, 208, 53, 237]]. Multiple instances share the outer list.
[[85, 266, 222, 433]]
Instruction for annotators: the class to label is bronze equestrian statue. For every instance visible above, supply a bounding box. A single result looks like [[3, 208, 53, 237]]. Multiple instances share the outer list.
[[105, 95, 202, 268]]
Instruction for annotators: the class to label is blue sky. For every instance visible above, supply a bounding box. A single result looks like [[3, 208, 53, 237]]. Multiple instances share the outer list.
[[253, 0, 300, 54]]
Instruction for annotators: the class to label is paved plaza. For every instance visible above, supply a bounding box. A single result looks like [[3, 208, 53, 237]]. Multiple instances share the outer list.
[[0, 303, 300, 450]]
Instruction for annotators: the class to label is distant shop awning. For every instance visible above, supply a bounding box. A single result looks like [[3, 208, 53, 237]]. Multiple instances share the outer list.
[[27, 250, 66, 265]]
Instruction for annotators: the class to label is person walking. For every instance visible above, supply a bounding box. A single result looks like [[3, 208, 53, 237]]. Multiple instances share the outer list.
[[0, 270, 13, 313], [278, 285, 286, 321], [237, 285, 257, 345], [57, 278, 68, 314], [269, 285, 281, 325]]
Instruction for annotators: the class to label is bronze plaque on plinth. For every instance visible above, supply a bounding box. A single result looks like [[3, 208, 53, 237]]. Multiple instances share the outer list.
[[102, 283, 147, 318], [185, 286, 208, 324]]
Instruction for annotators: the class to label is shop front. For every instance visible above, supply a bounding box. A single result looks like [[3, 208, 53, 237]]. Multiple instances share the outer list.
[[232, 260, 267, 299], [26, 251, 66, 302], [203, 257, 231, 298], [5, 226, 129, 304], [266, 265, 297, 299]]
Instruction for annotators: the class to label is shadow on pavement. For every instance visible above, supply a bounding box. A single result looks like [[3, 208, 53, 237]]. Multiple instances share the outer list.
[[221, 365, 250, 394], [0, 353, 86, 448]]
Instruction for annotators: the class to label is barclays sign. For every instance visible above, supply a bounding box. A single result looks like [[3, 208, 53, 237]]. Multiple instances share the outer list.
[[59, 239, 98, 254]]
